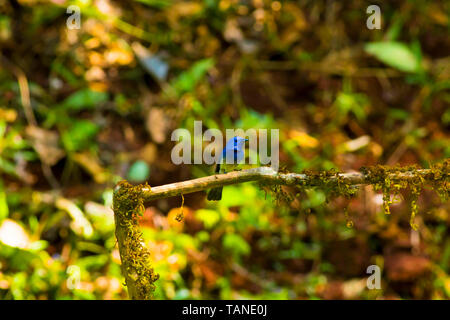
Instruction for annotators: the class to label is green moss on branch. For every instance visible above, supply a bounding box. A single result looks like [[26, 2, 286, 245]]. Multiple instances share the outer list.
[[113, 181, 159, 300]]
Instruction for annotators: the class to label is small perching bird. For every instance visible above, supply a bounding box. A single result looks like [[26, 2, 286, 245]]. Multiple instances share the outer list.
[[207, 136, 248, 201]]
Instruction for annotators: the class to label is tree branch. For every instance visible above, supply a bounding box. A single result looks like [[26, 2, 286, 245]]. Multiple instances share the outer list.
[[140, 167, 440, 202], [113, 163, 448, 299]]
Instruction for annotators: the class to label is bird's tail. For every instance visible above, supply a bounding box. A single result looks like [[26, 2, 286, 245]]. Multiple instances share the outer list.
[[207, 187, 223, 201], [207, 163, 222, 200]]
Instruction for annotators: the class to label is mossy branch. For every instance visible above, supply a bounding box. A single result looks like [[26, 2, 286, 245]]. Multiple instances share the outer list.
[[139, 164, 448, 202], [112, 161, 448, 299], [113, 181, 159, 300]]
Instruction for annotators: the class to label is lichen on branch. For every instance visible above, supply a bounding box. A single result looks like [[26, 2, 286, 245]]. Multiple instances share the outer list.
[[113, 181, 159, 300], [360, 160, 448, 229], [113, 160, 448, 297]]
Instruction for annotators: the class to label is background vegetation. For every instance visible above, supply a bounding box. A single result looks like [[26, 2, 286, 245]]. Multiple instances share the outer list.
[[0, 0, 449, 299]]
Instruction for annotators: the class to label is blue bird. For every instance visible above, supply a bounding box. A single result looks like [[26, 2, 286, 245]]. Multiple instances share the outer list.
[[207, 136, 248, 201]]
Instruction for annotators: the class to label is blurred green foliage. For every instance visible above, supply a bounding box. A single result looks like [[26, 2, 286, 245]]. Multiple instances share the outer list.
[[0, 0, 449, 300]]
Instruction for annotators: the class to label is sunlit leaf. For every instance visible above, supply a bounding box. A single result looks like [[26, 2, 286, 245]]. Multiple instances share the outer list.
[[61, 120, 99, 152], [195, 209, 220, 229], [0, 188, 8, 222], [134, 0, 172, 9], [223, 233, 250, 257], [171, 58, 215, 96], [60, 89, 108, 111], [365, 41, 422, 73]]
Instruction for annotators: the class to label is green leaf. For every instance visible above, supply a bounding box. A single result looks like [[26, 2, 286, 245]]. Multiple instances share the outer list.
[[334, 92, 368, 121], [29, 240, 49, 252], [365, 42, 421, 73], [61, 120, 99, 152], [0, 157, 17, 176], [171, 58, 215, 96], [0, 242, 39, 271], [195, 209, 220, 229], [223, 233, 250, 257], [0, 189, 8, 222], [304, 189, 326, 208], [60, 89, 108, 111], [389, 108, 410, 120], [127, 160, 150, 182], [384, 15, 403, 41], [442, 109, 450, 126], [134, 0, 172, 9], [77, 254, 109, 271]]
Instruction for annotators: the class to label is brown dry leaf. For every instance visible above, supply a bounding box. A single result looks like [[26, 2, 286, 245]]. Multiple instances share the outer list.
[[289, 130, 319, 148], [0, 108, 17, 122], [338, 135, 371, 153], [139, 143, 157, 164], [146, 107, 168, 144], [55, 197, 94, 238], [385, 253, 432, 281], [84, 20, 110, 45], [167, 2, 202, 28], [199, 260, 224, 288], [378, 219, 405, 240], [427, 4, 448, 26], [88, 51, 105, 67], [85, 66, 106, 81], [320, 281, 344, 300], [88, 82, 108, 92], [15, 155, 37, 185], [25, 126, 65, 166], [342, 279, 366, 299], [84, 37, 101, 49], [223, 18, 243, 43], [72, 152, 110, 184], [105, 42, 134, 65], [172, 2, 202, 16], [279, 3, 307, 44]]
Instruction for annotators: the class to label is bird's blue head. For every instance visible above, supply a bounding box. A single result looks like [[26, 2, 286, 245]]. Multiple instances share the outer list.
[[228, 136, 248, 149]]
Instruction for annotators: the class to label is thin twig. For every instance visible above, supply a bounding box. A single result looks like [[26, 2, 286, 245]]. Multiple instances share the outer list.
[[0, 54, 36, 126], [256, 60, 403, 78], [0, 54, 60, 189]]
